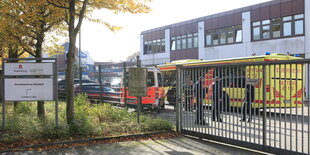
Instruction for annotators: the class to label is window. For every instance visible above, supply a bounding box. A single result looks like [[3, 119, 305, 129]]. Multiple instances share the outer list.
[[147, 72, 155, 87], [206, 33, 212, 46], [181, 35, 187, 49], [171, 37, 176, 51], [143, 38, 165, 55], [205, 25, 242, 46], [283, 22, 292, 36], [187, 34, 193, 48], [170, 32, 198, 51], [252, 21, 260, 27], [156, 39, 161, 53], [157, 73, 163, 87], [148, 41, 152, 53], [262, 25, 270, 39], [176, 36, 181, 50], [220, 32, 226, 44], [294, 14, 304, 35], [252, 14, 304, 41], [253, 27, 260, 40], [193, 33, 198, 48], [143, 42, 148, 54], [295, 20, 303, 35], [261, 20, 270, 39], [152, 40, 157, 53], [213, 33, 219, 45], [227, 31, 234, 43], [272, 18, 281, 38], [161, 39, 165, 52], [235, 29, 242, 43]]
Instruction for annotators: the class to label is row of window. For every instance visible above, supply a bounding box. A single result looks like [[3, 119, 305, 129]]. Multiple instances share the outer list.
[[143, 39, 165, 54], [171, 33, 198, 51], [205, 25, 242, 46], [252, 14, 304, 41], [143, 14, 305, 55]]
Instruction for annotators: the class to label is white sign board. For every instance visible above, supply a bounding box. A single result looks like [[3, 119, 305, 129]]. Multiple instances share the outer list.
[[128, 68, 147, 97], [4, 78, 54, 101], [4, 63, 53, 76], [246, 78, 260, 85]]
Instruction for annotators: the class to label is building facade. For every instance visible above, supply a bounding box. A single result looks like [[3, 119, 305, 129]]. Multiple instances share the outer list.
[[140, 0, 309, 66]]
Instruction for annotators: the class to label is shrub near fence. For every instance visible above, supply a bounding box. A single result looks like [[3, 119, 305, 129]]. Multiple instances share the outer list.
[[0, 94, 174, 144]]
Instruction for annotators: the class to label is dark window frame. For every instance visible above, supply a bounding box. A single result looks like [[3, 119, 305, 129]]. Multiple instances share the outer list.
[[205, 25, 242, 47], [251, 13, 304, 42], [170, 32, 198, 51], [143, 38, 166, 55]]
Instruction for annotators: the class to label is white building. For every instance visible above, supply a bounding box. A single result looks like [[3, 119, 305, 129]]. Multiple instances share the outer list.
[[140, 0, 309, 65]]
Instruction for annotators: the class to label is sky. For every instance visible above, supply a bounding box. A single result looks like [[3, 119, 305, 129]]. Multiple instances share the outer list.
[[77, 0, 271, 62]]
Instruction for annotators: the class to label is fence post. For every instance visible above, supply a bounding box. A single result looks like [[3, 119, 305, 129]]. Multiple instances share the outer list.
[[123, 62, 127, 107], [99, 65, 103, 103], [262, 65, 267, 148], [1, 59, 4, 129], [176, 65, 182, 133]]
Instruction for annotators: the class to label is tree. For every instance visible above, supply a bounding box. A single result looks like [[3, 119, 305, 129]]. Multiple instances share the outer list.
[[48, 0, 151, 124], [126, 51, 140, 62], [0, 0, 65, 119]]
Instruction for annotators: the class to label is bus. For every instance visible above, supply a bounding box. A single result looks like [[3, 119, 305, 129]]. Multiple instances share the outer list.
[[121, 67, 165, 111], [158, 53, 304, 109]]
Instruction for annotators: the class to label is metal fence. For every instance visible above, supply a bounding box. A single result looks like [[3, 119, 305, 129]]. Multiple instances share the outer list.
[[58, 62, 131, 105], [176, 59, 310, 155]]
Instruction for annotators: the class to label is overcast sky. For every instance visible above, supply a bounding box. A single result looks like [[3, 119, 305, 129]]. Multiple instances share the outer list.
[[77, 0, 271, 62]]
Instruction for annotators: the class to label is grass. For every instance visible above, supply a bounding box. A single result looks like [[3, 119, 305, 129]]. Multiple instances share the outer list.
[[0, 94, 174, 143]]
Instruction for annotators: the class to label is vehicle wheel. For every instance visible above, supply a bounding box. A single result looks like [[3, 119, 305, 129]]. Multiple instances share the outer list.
[[160, 98, 165, 109]]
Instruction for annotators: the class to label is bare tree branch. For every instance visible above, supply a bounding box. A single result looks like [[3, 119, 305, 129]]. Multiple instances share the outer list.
[[74, 0, 89, 34], [47, 0, 69, 9]]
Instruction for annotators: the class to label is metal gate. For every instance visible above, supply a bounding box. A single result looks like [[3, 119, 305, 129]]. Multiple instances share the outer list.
[[175, 60, 310, 155]]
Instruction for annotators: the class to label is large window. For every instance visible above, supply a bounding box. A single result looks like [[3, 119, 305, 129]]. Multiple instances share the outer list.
[[252, 21, 260, 40], [294, 14, 304, 35], [143, 38, 165, 55], [252, 14, 304, 41], [206, 32, 212, 46], [181, 35, 187, 49], [205, 25, 242, 47], [272, 18, 281, 38], [170, 32, 198, 51], [193, 33, 198, 48], [187, 34, 193, 48]]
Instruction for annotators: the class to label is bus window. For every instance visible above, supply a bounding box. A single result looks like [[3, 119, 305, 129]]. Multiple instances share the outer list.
[[157, 73, 163, 87], [163, 70, 176, 87], [147, 72, 155, 87]]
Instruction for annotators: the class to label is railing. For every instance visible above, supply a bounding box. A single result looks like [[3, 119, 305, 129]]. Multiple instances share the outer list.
[[177, 59, 310, 155]]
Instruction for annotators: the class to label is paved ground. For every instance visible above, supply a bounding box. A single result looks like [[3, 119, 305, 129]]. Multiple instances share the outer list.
[[2, 136, 270, 155]]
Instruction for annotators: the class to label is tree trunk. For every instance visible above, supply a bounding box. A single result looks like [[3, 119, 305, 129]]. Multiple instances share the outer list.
[[66, 0, 77, 124], [8, 47, 20, 111], [35, 29, 45, 120]]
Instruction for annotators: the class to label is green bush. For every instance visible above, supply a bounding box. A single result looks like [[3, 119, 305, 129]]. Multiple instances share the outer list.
[[0, 94, 174, 143], [15, 102, 35, 115]]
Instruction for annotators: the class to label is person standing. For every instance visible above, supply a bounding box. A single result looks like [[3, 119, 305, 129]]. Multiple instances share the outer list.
[[194, 77, 207, 125], [184, 79, 194, 111], [241, 84, 255, 122], [212, 75, 223, 122]]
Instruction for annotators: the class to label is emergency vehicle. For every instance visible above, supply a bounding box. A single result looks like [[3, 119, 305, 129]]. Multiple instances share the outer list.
[[157, 53, 304, 109], [121, 67, 165, 111]]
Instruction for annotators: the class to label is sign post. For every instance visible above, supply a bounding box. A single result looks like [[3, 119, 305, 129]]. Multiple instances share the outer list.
[[1, 58, 57, 129], [128, 56, 147, 124]]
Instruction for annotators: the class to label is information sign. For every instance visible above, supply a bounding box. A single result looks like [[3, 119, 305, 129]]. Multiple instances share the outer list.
[[4, 78, 54, 101], [128, 68, 147, 97], [4, 63, 53, 76]]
